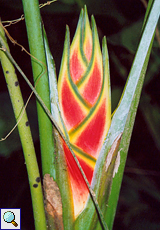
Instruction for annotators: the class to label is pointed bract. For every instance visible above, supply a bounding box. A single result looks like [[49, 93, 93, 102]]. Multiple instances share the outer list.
[[58, 7, 111, 217]]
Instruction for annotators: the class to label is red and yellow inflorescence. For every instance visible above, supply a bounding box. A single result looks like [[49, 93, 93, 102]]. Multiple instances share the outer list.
[[58, 7, 111, 217]]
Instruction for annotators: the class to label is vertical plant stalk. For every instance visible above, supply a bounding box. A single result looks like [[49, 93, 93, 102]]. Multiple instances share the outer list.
[[0, 23, 47, 230], [21, 1, 75, 228], [21, 0, 55, 178]]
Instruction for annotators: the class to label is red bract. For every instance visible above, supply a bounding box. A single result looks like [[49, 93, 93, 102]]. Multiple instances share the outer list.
[[58, 7, 111, 217]]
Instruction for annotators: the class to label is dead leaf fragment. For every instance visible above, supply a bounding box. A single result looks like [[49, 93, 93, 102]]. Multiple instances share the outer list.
[[105, 133, 122, 174], [43, 174, 64, 230], [113, 150, 121, 177]]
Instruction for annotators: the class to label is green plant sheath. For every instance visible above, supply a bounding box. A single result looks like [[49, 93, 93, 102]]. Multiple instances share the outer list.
[[21, 0, 55, 178], [104, 1, 160, 228], [0, 24, 47, 230]]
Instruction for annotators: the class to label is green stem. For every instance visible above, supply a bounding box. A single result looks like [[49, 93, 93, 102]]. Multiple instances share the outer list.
[[0, 23, 47, 230], [21, 0, 55, 178]]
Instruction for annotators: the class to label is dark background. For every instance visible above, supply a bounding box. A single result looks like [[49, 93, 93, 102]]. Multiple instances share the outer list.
[[0, 0, 160, 229]]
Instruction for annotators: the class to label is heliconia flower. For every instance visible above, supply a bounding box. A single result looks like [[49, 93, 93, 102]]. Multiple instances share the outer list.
[[58, 7, 111, 217]]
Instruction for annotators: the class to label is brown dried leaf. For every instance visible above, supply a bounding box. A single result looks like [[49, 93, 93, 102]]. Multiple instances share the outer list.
[[105, 132, 122, 176], [43, 174, 64, 230]]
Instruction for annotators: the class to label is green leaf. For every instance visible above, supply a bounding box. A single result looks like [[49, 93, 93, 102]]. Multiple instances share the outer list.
[[75, 0, 160, 229], [140, 93, 160, 151], [43, 29, 75, 230], [109, 19, 143, 53]]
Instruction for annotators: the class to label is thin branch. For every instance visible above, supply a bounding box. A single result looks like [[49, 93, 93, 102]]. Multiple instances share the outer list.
[[2, 0, 57, 27]]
